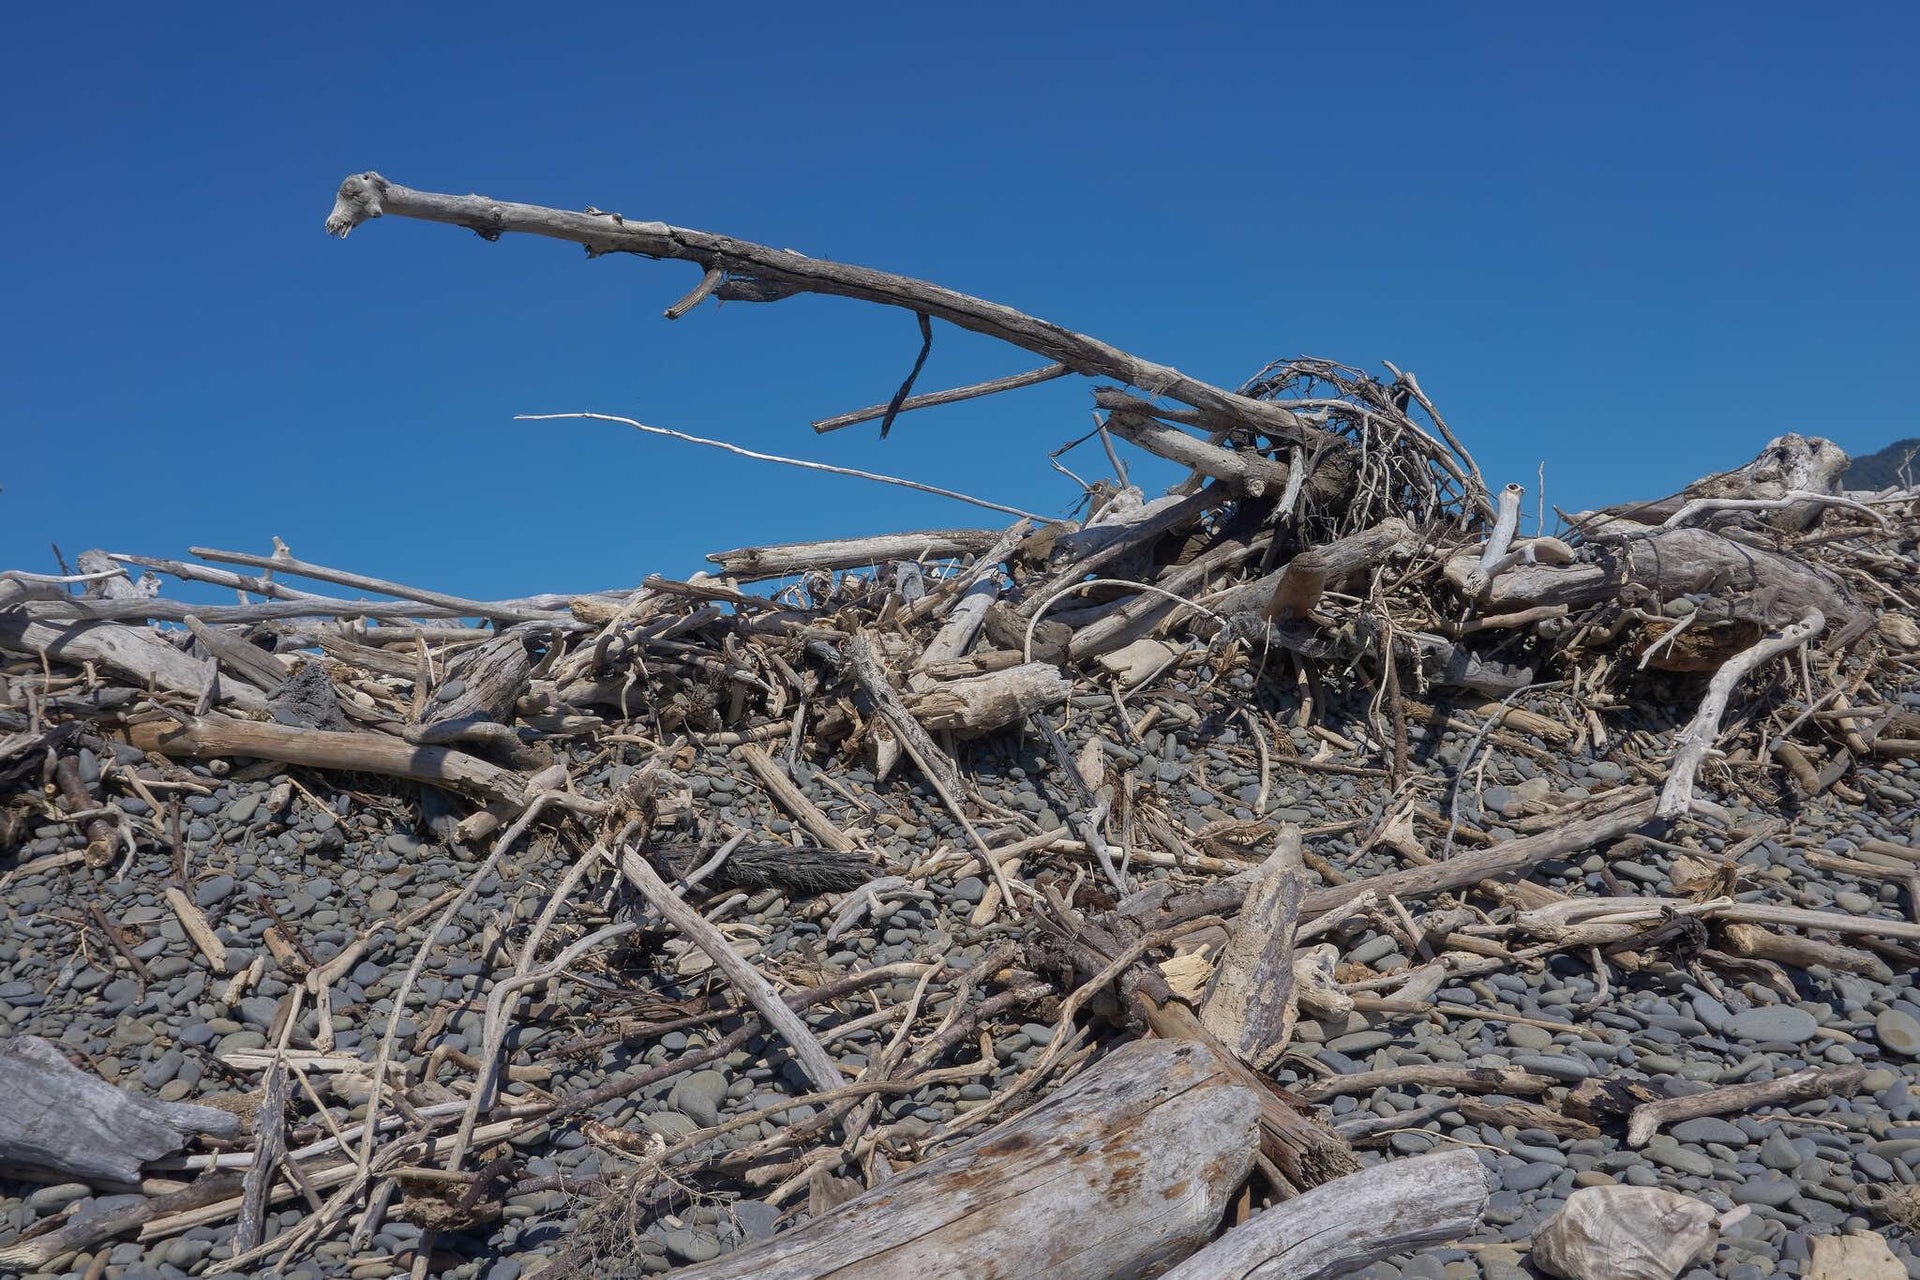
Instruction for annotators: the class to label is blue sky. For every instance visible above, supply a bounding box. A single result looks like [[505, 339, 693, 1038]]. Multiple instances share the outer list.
[[5, 2, 1916, 601]]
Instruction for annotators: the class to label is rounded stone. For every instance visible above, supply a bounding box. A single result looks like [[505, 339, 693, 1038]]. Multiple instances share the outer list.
[[1724, 1006, 1820, 1044], [1877, 1009, 1920, 1057]]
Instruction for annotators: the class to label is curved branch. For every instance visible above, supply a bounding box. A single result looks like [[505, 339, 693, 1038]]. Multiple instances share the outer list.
[[324, 172, 1341, 455]]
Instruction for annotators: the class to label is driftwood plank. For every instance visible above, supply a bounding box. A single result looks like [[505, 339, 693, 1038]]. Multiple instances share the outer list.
[[666, 1038, 1260, 1280], [0, 1036, 241, 1187]]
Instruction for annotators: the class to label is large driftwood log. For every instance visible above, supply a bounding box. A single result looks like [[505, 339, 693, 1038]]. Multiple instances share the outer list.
[[666, 1039, 1260, 1280], [905, 662, 1072, 736], [707, 529, 1005, 581], [1157, 1149, 1492, 1280], [125, 717, 529, 806], [0, 1036, 241, 1186], [1448, 526, 1856, 629], [1590, 433, 1852, 531]]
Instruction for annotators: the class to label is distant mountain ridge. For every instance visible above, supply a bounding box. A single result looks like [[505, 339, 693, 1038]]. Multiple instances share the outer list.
[[1844, 438, 1920, 490]]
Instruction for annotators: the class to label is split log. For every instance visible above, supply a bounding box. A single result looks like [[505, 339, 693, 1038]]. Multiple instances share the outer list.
[[125, 716, 528, 806], [708, 529, 1005, 582], [0, 1035, 241, 1186], [905, 662, 1072, 736], [1199, 828, 1306, 1071], [665, 1039, 1259, 1280], [409, 628, 535, 757], [1156, 1148, 1492, 1280]]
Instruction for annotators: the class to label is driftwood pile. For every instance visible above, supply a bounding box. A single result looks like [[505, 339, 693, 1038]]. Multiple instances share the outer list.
[[3, 173, 1920, 1279]]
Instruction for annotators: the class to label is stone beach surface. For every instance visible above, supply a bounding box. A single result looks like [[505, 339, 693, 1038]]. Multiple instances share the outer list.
[[8, 666, 1920, 1280]]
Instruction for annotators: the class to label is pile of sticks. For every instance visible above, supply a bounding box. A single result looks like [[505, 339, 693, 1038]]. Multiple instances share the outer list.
[[2, 172, 1919, 1278]]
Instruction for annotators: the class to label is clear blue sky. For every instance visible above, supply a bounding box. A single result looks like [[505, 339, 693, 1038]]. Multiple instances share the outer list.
[[5, 3, 1916, 601]]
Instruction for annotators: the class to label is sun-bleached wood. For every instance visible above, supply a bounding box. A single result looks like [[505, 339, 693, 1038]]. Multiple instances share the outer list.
[[666, 1039, 1259, 1280], [325, 172, 1341, 456], [1157, 1148, 1492, 1280], [126, 717, 528, 805], [905, 662, 1073, 736], [1, 1036, 241, 1187], [708, 529, 1006, 582], [1199, 828, 1306, 1070]]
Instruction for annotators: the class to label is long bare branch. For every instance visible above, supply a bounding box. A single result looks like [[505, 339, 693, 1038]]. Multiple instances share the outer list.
[[323, 172, 1341, 455]]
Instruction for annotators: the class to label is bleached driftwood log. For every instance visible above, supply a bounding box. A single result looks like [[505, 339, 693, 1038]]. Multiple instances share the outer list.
[[707, 529, 1005, 581], [906, 662, 1072, 736], [0, 1036, 241, 1186], [1156, 1148, 1492, 1280], [1445, 527, 1854, 628], [1587, 433, 1852, 532], [665, 1039, 1259, 1280], [125, 717, 529, 806]]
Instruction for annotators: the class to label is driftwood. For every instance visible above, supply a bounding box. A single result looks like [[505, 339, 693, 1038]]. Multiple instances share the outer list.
[[665, 1039, 1258, 1280], [1591, 432, 1853, 532], [707, 529, 1006, 581], [0, 1036, 241, 1186], [125, 716, 531, 806], [1625, 1065, 1867, 1147], [904, 661, 1072, 736], [1198, 827, 1306, 1070], [1157, 1149, 1492, 1280], [0, 614, 268, 714], [4, 170, 1918, 1280], [323, 173, 1345, 460], [1265, 518, 1416, 620]]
